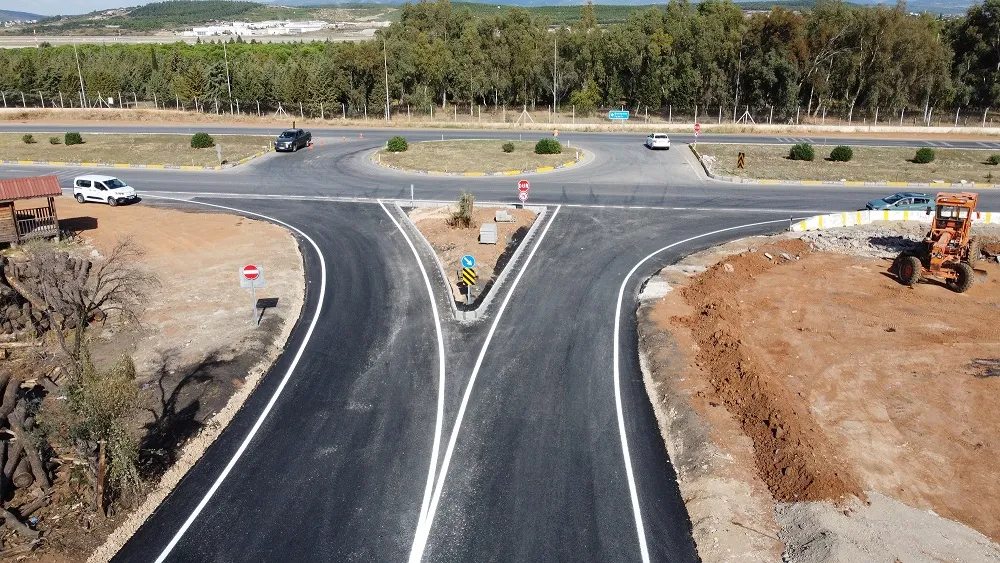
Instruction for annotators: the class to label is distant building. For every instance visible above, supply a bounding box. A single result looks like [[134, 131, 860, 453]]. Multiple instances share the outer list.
[[182, 20, 329, 37]]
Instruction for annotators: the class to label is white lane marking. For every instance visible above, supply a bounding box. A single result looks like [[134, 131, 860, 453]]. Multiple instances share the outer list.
[[150, 197, 328, 563], [377, 200, 447, 529], [407, 205, 563, 563], [976, 142, 992, 148], [612, 216, 798, 563], [941, 141, 955, 147]]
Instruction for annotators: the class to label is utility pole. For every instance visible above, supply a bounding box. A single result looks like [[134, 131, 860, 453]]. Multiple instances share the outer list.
[[552, 35, 557, 120], [73, 44, 87, 108], [383, 37, 390, 121], [223, 41, 233, 114]]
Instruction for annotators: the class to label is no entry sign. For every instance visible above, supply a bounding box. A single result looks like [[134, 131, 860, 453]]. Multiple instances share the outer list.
[[242, 264, 260, 281], [518, 179, 530, 192]]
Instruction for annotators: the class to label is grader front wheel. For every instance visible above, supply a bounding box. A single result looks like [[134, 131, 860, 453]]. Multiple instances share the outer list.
[[948, 262, 975, 293]]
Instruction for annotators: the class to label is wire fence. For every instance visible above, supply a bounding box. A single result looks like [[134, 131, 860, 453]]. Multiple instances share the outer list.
[[3, 90, 999, 130]]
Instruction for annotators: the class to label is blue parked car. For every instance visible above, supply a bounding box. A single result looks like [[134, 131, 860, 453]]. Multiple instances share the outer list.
[[865, 192, 932, 211]]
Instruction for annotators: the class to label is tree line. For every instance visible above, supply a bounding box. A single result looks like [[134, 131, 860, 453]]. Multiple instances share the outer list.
[[3, 0, 1000, 122]]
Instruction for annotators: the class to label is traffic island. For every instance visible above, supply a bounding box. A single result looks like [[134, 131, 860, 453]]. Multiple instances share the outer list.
[[694, 143, 1000, 186], [374, 139, 582, 176], [400, 201, 544, 320], [0, 133, 272, 169], [636, 223, 1000, 562]]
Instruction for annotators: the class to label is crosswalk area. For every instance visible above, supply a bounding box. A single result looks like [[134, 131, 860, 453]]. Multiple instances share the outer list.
[[773, 136, 814, 144]]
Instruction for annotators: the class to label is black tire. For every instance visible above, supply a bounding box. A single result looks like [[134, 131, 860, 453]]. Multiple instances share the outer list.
[[948, 262, 974, 293], [897, 255, 922, 286], [967, 236, 982, 268], [75, 193, 85, 204], [107, 197, 118, 207]]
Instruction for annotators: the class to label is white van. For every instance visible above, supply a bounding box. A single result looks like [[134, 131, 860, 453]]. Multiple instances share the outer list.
[[72, 175, 138, 207]]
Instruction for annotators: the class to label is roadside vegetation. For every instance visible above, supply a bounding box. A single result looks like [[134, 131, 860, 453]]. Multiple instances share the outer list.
[[699, 143, 1000, 183], [0, 133, 270, 166], [377, 140, 571, 174], [3, 0, 999, 125]]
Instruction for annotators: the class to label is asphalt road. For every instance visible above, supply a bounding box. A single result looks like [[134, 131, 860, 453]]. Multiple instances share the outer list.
[[3, 125, 998, 211], [1, 124, 992, 561]]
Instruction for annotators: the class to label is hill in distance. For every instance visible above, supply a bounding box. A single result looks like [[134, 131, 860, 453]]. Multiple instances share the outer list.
[[0, 10, 46, 21]]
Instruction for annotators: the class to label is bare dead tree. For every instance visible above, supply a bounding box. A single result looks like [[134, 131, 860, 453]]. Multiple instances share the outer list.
[[7, 237, 158, 376]]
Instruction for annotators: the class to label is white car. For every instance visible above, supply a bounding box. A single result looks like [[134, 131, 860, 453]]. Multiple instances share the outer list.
[[645, 133, 671, 150], [72, 175, 138, 207]]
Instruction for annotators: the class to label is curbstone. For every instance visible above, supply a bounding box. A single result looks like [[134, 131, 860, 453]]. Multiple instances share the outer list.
[[789, 208, 1000, 232]]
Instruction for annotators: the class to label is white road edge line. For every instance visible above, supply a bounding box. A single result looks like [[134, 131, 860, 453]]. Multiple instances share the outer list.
[[612, 216, 797, 563], [377, 200, 447, 530], [407, 205, 563, 563], [149, 196, 328, 563]]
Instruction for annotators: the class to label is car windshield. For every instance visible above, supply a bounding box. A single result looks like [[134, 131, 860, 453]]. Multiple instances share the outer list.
[[882, 194, 905, 204], [279, 131, 296, 138], [654, 134, 668, 138], [104, 178, 125, 188]]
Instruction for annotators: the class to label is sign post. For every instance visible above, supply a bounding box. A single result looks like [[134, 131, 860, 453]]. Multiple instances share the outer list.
[[518, 179, 530, 205], [460, 267, 477, 304], [240, 264, 265, 325], [608, 110, 630, 129]]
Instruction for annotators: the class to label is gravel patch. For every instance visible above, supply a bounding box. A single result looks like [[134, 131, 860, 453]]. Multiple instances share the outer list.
[[798, 220, 1000, 260]]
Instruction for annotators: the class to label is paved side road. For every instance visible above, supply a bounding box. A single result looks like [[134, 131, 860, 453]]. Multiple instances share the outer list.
[[113, 200, 441, 562]]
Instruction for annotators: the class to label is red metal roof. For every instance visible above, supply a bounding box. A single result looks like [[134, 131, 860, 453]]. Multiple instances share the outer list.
[[0, 176, 62, 202]]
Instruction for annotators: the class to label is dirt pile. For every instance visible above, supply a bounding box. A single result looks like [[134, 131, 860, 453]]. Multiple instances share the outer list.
[[800, 221, 1000, 260], [677, 238, 863, 503]]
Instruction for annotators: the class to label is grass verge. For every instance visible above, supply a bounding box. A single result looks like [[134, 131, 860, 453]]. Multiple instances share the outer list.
[[1, 133, 271, 166], [377, 140, 572, 173], [697, 143, 1000, 183]]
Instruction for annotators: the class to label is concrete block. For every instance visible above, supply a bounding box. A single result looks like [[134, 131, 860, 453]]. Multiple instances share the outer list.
[[495, 210, 515, 223], [479, 223, 498, 244]]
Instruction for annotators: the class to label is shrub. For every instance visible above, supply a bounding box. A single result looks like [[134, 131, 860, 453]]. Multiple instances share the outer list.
[[386, 135, 408, 152], [502, 142, 515, 153], [534, 138, 562, 155], [987, 154, 1000, 166], [914, 147, 935, 164], [447, 191, 475, 228], [190, 132, 214, 149], [65, 132, 84, 146], [829, 145, 853, 162], [49, 136, 61, 145], [21, 134, 35, 144], [788, 142, 814, 161]]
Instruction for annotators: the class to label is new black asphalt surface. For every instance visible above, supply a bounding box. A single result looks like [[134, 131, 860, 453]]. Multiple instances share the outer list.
[[3, 124, 995, 561]]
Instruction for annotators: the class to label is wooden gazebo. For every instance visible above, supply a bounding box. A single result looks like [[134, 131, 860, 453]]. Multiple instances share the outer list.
[[0, 176, 62, 244]]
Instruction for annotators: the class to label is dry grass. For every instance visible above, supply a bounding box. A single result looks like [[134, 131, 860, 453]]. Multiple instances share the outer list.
[[2, 133, 271, 166], [698, 143, 1000, 183], [378, 140, 572, 173]]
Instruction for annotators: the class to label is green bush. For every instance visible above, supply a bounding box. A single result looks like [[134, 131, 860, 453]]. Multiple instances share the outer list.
[[190, 132, 214, 149], [49, 136, 61, 145], [65, 132, 83, 146], [788, 142, 814, 161], [386, 135, 408, 152], [829, 145, 853, 162], [534, 138, 562, 155], [502, 142, 515, 153], [914, 147, 935, 164], [21, 134, 35, 144], [987, 154, 1000, 166]]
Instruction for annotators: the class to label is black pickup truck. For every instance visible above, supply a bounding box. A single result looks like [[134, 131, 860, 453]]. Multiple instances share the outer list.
[[275, 128, 312, 152]]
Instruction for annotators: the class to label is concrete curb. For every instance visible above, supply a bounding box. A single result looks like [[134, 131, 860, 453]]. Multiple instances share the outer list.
[[393, 201, 548, 322], [0, 148, 271, 171], [370, 145, 589, 177], [789, 208, 1000, 232], [689, 143, 1000, 189]]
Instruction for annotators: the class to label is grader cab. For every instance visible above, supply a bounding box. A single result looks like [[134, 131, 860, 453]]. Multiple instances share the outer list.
[[895, 192, 982, 293]]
